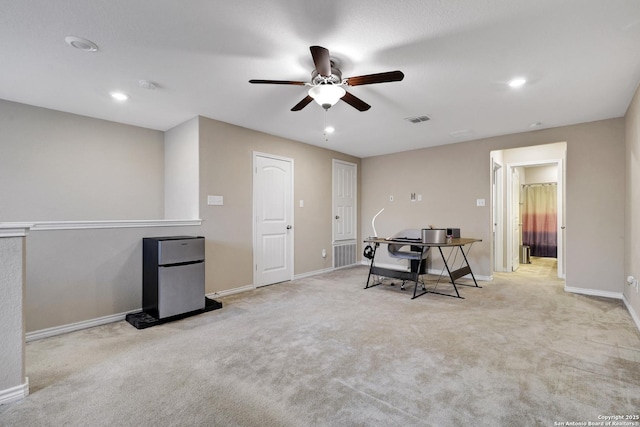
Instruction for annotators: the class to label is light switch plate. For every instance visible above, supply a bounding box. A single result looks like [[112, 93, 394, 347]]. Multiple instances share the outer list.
[[476, 198, 485, 207]]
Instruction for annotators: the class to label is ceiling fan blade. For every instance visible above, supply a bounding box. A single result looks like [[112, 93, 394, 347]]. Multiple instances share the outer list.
[[249, 79, 307, 85], [341, 91, 371, 111], [291, 95, 314, 111], [310, 46, 332, 77], [345, 70, 405, 86]]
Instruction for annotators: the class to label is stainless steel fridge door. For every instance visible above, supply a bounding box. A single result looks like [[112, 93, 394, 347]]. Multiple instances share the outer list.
[[157, 262, 205, 318], [157, 238, 204, 265]]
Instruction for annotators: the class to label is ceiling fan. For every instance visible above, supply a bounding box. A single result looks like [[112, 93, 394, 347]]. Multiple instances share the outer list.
[[249, 45, 404, 112]]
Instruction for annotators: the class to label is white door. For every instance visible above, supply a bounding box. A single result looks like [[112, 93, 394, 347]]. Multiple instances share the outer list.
[[253, 153, 294, 287], [556, 160, 565, 279], [332, 160, 357, 242], [492, 161, 504, 272], [511, 168, 521, 271]]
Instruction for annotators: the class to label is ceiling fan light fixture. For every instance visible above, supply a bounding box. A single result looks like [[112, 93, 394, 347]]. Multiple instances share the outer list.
[[308, 84, 346, 110], [250, 45, 401, 112]]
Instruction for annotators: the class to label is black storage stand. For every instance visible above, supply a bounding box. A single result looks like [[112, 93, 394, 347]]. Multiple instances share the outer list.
[[126, 298, 222, 329], [126, 236, 222, 329]]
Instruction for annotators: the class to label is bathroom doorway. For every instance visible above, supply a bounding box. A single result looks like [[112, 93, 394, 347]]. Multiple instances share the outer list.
[[490, 142, 566, 279]]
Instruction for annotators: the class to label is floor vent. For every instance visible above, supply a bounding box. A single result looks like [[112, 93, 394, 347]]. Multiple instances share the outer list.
[[333, 242, 356, 268]]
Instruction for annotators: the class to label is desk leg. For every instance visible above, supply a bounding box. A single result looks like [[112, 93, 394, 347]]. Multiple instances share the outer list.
[[365, 243, 379, 289], [411, 247, 429, 299], [435, 246, 462, 298], [430, 245, 481, 298], [458, 245, 481, 288]]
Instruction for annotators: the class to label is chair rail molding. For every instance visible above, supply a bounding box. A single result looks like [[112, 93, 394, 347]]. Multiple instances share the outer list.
[[0, 219, 201, 231]]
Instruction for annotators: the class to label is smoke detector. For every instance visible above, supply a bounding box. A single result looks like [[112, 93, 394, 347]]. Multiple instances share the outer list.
[[139, 80, 158, 90], [449, 129, 475, 139]]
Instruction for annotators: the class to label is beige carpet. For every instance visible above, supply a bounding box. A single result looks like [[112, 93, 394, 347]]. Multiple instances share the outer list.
[[1, 258, 639, 426]]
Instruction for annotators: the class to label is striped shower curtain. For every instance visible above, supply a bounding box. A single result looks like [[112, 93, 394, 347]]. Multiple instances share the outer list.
[[522, 183, 557, 258]]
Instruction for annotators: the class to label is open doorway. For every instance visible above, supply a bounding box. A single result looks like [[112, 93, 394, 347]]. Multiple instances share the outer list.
[[490, 142, 566, 279]]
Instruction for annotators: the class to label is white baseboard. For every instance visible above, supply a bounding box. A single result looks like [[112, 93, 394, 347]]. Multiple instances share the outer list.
[[294, 267, 336, 280], [26, 269, 346, 342], [564, 286, 623, 300], [26, 310, 138, 342], [623, 294, 640, 332], [564, 286, 640, 333], [208, 266, 354, 299], [26, 289, 250, 342], [425, 268, 493, 282], [207, 266, 348, 299], [0, 378, 29, 405], [207, 284, 255, 299], [26, 263, 492, 343]]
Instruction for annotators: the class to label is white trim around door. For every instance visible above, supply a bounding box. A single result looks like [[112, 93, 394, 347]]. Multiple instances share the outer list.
[[252, 152, 295, 287]]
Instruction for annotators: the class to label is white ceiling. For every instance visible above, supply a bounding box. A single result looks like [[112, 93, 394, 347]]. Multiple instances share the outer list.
[[2, 0, 640, 158]]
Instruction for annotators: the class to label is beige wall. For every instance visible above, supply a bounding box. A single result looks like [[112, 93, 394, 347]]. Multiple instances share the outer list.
[[1, 95, 634, 332], [0, 99, 165, 221], [165, 117, 199, 219], [1, 103, 359, 331], [361, 141, 494, 275], [361, 118, 625, 294], [0, 99, 176, 332], [197, 116, 360, 293], [524, 165, 558, 184], [625, 84, 640, 322], [24, 225, 201, 332]]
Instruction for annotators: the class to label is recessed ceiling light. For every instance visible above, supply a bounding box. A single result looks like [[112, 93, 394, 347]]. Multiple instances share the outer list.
[[65, 36, 98, 52], [324, 126, 335, 134], [508, 77, 527, 88], [110, 92, 128, 101]]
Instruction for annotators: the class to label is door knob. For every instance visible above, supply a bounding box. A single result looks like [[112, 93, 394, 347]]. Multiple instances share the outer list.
[[286, 225, 292, 229], [335, 215, 340, 220]]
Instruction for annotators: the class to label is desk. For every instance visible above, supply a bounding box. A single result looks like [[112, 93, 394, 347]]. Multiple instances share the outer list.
[[363, 237, 482, 299]]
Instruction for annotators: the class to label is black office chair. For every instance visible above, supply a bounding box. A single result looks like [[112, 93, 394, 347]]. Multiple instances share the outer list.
[[387, 229, 430, 289]]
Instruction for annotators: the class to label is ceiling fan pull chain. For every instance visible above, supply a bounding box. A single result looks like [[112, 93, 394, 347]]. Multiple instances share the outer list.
[[324, 110, 329, 142]]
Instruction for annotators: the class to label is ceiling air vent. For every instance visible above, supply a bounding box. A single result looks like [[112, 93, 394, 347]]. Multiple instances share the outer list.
[[404, 115, 430, 124]]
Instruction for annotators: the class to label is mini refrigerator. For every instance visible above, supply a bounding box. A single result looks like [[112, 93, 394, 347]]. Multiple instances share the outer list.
[[143, 236, 205, 319]]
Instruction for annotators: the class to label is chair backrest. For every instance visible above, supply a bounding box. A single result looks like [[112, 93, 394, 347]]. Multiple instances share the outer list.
[[388, 229, 429, 259]]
